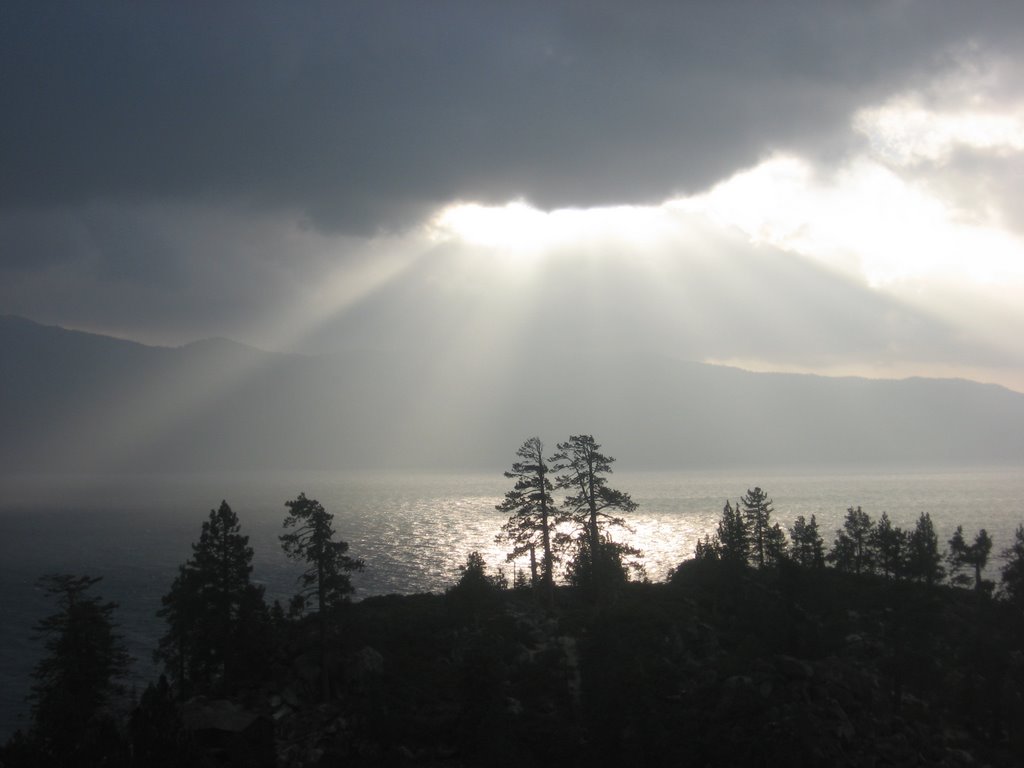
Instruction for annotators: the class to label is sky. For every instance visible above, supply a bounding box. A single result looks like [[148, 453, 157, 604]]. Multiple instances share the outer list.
[[3, 2, 1024, 392]]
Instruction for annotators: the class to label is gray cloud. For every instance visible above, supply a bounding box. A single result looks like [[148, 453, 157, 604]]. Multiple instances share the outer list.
[[3, 1, 1020, 234], [2, 0, 1023, 391]]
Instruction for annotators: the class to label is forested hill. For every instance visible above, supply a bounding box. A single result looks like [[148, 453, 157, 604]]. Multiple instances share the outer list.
[[2, 314, 1023, 472]]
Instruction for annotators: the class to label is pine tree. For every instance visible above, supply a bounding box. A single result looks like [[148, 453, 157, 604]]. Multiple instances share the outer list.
[[157, 500, 266, 696], [281, 492, 364, 700], [716, 500, 750, 565], [29, 575, 131, 764], [694, 534, 720, 561], [906, 512, 945, 586], [740, 487, 775, 568], [789, 515, 825, 569], [1000, 524, 1024, 606], [564, 533, 644, 596], [828, 506, 874, 574], [764, 521, 789, 566], [948, 526, 993, 592], [872, 512, 907, 579], [553, 435, 640, 595], [496, 437, 563, 602]]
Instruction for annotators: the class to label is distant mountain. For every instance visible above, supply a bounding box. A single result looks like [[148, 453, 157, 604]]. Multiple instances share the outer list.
[[1, 314, 1022, 472]]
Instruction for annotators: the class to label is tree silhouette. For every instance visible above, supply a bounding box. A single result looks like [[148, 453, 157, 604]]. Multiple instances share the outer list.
[[716, 500, 749, 565], [281, 492, 364, 699], [693, 534, 720, 561], [764, 521, 789, 566], [948, 526, 993, 592], [828, 506, 874, 575], [496, 437, 562, 603], [553, 435, 639, 593], [564, 533, 644, 596], [906, 512, 944, 586], [156, 500, 267, 696], [740, 487, 776, 568], [448, 551, 506, 620], [1000, 524, 1024, 605], [789, 515, 824, 568], [28, 575, 131, 765], [872, 512, 907, 579]]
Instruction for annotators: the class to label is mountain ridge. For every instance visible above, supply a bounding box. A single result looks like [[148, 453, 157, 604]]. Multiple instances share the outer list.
[[2, 314, 1022, 472]]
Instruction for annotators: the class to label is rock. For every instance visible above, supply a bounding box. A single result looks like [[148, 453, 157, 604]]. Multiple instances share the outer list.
[[281, 686, 301, 708], [182, 698, 259, 733], [181, 698, 275, 768], [776, 654, 814, 680], [346, 646, 384, 686]]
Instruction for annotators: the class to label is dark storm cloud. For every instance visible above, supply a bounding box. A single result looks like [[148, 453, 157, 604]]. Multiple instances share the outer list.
[[3, 0, 1020, 235]]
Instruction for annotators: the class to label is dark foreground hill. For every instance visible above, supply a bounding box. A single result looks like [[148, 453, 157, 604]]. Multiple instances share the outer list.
[[11, 565, 1017, 767], [2, 314, 1023, 472], [262, 567, 1021, 767]]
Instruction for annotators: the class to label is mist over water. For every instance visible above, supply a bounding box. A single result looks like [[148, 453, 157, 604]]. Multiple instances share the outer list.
[[1, 466, 1022, 737]]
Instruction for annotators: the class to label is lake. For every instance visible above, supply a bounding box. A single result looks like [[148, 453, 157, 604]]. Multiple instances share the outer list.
[[2, 466, 1022, 738]]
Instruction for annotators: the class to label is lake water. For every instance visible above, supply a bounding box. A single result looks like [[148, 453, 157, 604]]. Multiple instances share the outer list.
[[2, 466, 1022, 738]]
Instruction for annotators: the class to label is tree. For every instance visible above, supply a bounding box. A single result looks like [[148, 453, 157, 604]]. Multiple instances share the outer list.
[[716, 500, 749, 565], [872, 512, 908, 580], [693, 534, 720, 561], [553, 435, 640, 593], [1000, 524, 1024, 606], [129, 675, 197, 767], [156, 500, 267, 696], [281, 492, 364, 699], [29, 574, 131, 764], [789, 515, 825, 569], [828, 506, 874, 575], [448, 552, 506, 620], [564, 533, 644, 597], [948, 526, 993, 592], [905, 512, 945, 586], [740, 487, 776, 568], [496, 437, 563, 602], [764, 521, 788, 566]]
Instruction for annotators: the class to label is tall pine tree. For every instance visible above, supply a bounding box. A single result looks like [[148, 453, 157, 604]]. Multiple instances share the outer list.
[[281, 492, 364, 700], [497, 437, 563, 602], [553, 435, 640, 595], [828, 506, 875, 575], [740, 487, 777, 568], [157, 500, 266, 696], [29, 575, 131, 765]]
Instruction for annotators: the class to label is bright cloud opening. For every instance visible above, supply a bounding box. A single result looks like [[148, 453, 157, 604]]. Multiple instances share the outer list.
[[855, 98, 1024, 167], [685, 153, 1024, 288], [429, 199, 681, 258]]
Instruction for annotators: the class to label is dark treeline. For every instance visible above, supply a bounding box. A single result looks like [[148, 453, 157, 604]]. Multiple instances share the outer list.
[[4, 435, 1024, 766]]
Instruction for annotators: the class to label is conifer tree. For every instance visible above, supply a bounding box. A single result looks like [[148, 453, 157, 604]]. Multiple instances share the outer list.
[[906, 512, 945, 586], [694, 534, 720, 561], [872, 512, 908, 579], [553, 434, 640, 594], [497, 437, 562, 602], [157, 500, 266, 696], [828, 506, 874, 574], [1000, 524, 1024, 606], [948, 526, 993, 591], [29, 575, 131, 764], [789, 515, 825, 568], [764, 521, 789, 566], [740, 487, 775, 568], [281, 492, 364, 700], [716, 500, 749, 565]]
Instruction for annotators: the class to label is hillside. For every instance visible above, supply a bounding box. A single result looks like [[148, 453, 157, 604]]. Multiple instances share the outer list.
[[1, 315, 1022, 472]]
